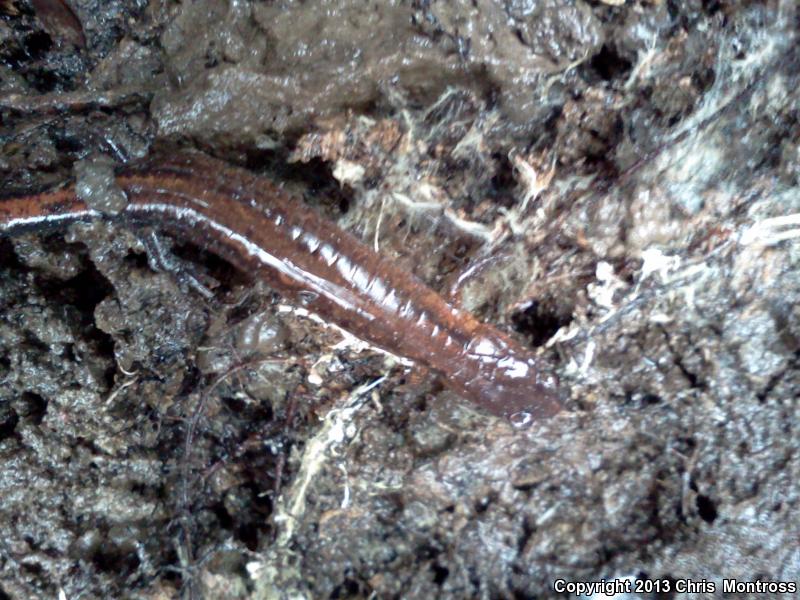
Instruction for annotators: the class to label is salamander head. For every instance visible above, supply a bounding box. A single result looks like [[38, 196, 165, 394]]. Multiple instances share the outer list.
[[453, 334, 563, 424], [476, 364, 562, 424]]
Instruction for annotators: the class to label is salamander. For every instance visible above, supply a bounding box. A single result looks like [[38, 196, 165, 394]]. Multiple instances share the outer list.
[[0, 152, 562, 422]]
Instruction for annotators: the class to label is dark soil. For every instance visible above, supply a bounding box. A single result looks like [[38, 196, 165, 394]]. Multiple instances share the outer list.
[[1, 1, 798, 598]]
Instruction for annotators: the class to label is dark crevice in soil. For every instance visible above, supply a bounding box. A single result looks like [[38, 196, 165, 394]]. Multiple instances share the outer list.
[[0, 407, 19, 441], [512, 300, 572, 348], [586, 44, 633, 82], [18, 391, 47, 424], [696, 494, 718, 524]]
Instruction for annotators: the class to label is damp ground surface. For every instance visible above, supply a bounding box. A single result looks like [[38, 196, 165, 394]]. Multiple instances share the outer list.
[[1, 1, 799, 599]]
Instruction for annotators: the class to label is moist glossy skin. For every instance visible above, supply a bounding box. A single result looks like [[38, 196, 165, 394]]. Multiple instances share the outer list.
[[0, 153, 562, 421]]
